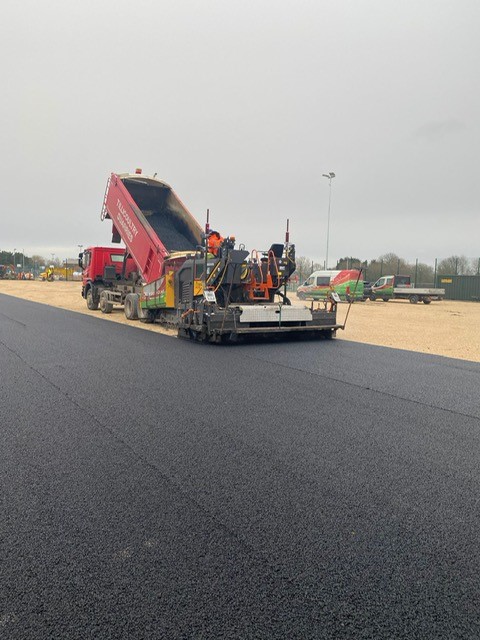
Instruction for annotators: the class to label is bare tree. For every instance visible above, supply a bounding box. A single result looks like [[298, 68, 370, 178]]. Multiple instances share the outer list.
[[413, 262, 434, 285], [293, 256, 322, 284], [437, 255, 474, 275], [335, 256, 364, 270], [377, 253, 409, 274]]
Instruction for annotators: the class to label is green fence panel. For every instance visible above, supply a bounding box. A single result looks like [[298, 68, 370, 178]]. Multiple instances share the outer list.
[[438, 275, 480, 301]]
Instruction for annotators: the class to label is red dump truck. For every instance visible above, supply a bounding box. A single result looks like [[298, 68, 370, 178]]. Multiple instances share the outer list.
[[80, 170, 342, 342]]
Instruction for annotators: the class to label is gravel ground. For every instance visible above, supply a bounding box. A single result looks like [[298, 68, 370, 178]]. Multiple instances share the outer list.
[[0, 280, 478, 362]]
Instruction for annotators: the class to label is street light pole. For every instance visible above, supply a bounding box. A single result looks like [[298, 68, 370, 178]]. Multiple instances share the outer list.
[[322, 172, 335, 269]]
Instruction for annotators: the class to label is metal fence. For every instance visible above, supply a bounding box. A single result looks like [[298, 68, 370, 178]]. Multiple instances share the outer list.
[[296, 257, 477, 282], [292, 257, 480, 301]]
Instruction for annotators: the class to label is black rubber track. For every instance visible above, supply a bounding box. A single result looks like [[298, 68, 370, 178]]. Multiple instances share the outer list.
[[1, 293, 480, 639]]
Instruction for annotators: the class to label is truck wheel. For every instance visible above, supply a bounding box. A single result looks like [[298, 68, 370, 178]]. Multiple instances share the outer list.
[[124, 293, 139, 320], [139, 309, 155, 324], [297, 292, 306, 300], [382, 298, 389, 302], [409, 295, 419, 304], [422, 296, 432, 304], [86, 288, 99, 310], [369, 294, 377, 302], [99, 291, 113, 314]]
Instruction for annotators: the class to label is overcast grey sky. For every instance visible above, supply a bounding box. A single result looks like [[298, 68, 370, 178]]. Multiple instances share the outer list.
[[2, 0, 478, 265]]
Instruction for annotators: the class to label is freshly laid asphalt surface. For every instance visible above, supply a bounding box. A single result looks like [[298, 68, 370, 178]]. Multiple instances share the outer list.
[[1, 294, 480, 639]]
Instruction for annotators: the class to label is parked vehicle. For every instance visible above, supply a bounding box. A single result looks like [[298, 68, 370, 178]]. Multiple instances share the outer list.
[[0, 264, 16, 279], [40, 267, 55, 282], [80, 247, 138, 310], [80, 170, 343, 342], [296, 270, 364, 301], [370, 275, 445, 304], [362, 281, 374, 300]]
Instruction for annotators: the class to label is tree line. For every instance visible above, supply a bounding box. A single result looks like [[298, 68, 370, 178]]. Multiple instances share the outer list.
[[0, 251, 65, 271], [294, 254, 480, 286], [2, 249, 479, 286]]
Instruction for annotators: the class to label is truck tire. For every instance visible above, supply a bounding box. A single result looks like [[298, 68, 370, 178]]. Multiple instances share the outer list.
[[382, 298, 389, 302], [297, 292, 306, 300], [139, 310, 155, 324], [124, 293, 139, 320], [369, 294, 377, 301], [99, 291, 113, 314], [409, 294, 419, 304], [86, 288, 99, 310], [422, 296, 432, 304]]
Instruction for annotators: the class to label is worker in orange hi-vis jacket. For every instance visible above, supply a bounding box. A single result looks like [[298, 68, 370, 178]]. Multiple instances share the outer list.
[[207, 230, 224, 256]]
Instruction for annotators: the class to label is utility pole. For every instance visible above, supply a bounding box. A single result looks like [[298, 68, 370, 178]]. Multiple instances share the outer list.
[[322, 172, 335, 269]]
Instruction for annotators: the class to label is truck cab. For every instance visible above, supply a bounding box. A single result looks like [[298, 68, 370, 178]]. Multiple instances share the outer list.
[[80, 246, 137, 310], [371, 275, 395, 301]]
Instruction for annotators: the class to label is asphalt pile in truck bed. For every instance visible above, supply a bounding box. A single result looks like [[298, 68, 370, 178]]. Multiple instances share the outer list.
[[123, 177, 200, 252]]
